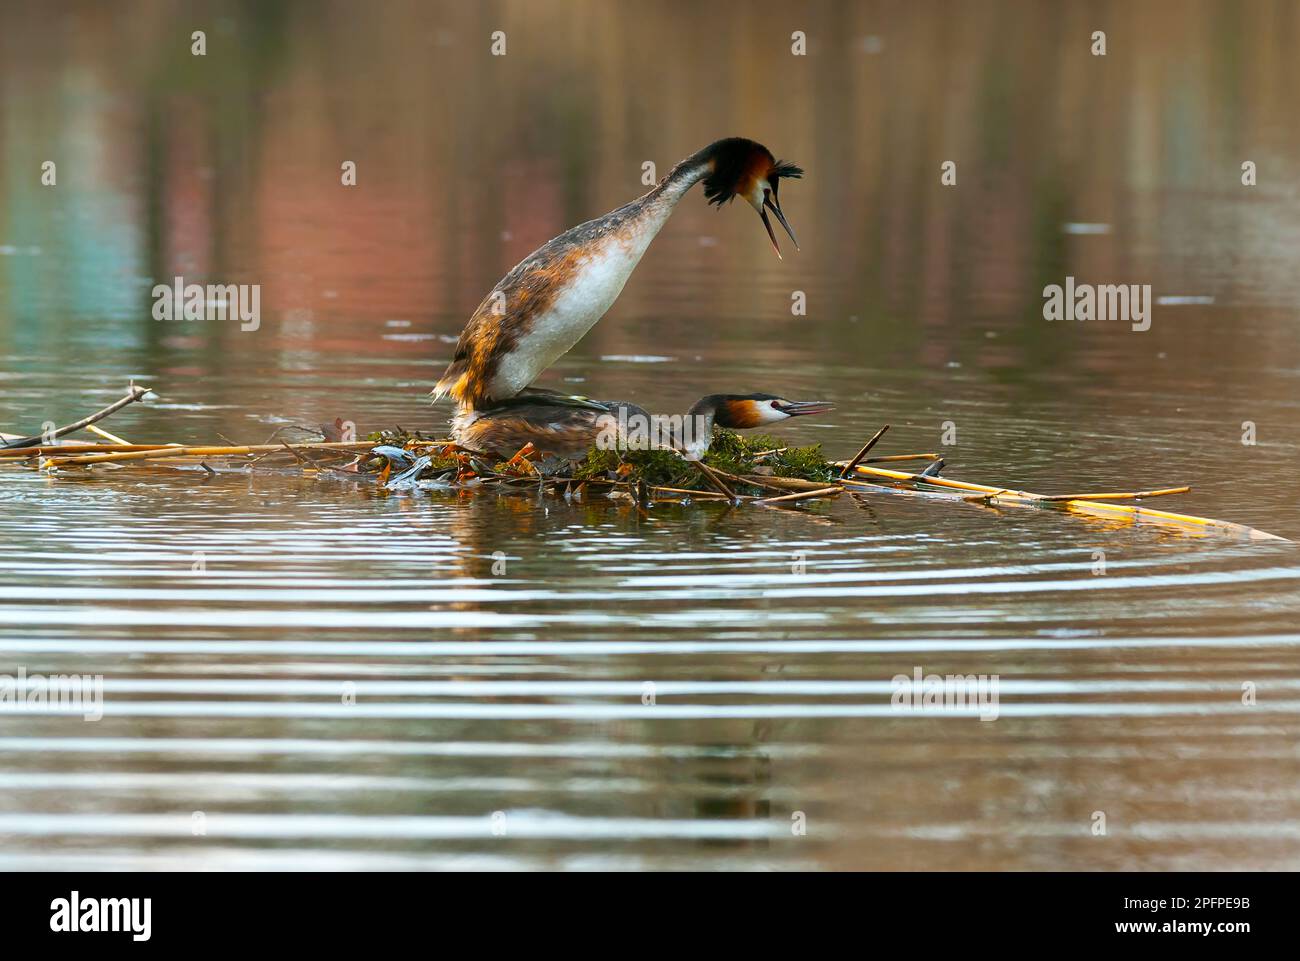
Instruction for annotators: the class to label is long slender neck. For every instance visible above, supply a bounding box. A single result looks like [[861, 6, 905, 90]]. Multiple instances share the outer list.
[[674, 396, 719, 459], [601, 153, 714, 279], [656, 151, 714, 202], [633, 153, 713, 227], [684, 395, 719, 426]]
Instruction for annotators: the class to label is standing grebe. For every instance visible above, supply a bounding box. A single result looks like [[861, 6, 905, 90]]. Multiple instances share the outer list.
[[433, 138, 802, 410], [453, 389, 831, 468]]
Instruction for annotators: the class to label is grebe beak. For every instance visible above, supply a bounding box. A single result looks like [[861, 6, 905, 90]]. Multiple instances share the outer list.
[[761, 193, 799, 258], [775, 400, 833, 417]]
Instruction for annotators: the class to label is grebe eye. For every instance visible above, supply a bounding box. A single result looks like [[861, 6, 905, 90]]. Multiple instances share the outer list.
[[769, 400, 780, 408]]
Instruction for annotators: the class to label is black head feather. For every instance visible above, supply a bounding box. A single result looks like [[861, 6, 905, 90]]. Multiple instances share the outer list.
[[698, 138, 802, 207]]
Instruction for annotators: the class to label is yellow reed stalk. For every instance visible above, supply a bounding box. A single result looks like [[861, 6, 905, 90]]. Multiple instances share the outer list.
[[86, 424, 133, 445], [1031, 487, 1190, 502], [862, 453, 941, 463], [44, 441, 375, 468], [0, 443, 181, 459], [848, 464, 1289, 541]]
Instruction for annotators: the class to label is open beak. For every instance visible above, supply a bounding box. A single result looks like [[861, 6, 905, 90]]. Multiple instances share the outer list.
[[776, 400, 834, 418], [759, 208, 783, 260], [762, 193, 800, 257]]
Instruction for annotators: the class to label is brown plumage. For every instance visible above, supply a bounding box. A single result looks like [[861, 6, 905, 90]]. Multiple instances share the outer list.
[[719, 398, 767, 429], [436, 244, 589, 410], [452, 389, 831, 470], [433, 138, 803, 411], [454, 393, 625, 463]]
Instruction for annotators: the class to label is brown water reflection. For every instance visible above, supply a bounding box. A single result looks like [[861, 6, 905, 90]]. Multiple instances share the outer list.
[[1, 1, 1299, 870]]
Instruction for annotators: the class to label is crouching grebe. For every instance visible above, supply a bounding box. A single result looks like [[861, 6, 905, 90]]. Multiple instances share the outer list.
[[433, 137, 802, 410], [453, 389, 832, 468]]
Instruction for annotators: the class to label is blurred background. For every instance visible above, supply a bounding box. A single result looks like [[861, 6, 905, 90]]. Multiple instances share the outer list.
[[1, 0, 1298, 870], [3, 0, 1300, 408]]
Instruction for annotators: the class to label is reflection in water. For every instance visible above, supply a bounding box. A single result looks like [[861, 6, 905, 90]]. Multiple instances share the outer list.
[[1, 1, 1300, 869]]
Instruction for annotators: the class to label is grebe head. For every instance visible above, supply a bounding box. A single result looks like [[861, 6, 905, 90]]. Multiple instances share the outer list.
[[700, 138, 802, 259], [705, 393, 833, 429]]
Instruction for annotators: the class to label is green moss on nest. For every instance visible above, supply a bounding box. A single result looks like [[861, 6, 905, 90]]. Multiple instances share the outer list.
[[426, 451, 467, 472], [571, 447, 621, 481], [366, 427, 436, 446], [703, 428, 836, 485], [760, 446, 838, 483], [572, 446, 697, 488], [570, 427, 835, 492]]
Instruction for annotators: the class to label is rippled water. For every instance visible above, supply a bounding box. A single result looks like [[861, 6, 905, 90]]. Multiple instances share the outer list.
[[2, 1, 1300, 870]]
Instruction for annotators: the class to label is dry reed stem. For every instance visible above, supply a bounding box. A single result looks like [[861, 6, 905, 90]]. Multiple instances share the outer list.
[[863, 453, 940, 463], [756, 486, 843, 504], [839, 425, 890, 479], [1031, 486, 1191, 502], [2, 383, 152, 450], [44, 441, 374, 467]]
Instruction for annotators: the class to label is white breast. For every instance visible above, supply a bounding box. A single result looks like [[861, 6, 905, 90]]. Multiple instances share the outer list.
[[682, 434, 712, 461], [489, 210, 676, 399], [450, 407, 481, 439]]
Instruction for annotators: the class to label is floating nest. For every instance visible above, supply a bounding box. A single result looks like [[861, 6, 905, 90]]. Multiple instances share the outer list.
[[357, 425, 842, 503], [1, 382, 1290, 536]]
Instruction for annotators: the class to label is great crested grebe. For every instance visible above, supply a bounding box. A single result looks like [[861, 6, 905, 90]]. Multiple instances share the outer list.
[[433, 137, 802, 410], [453, 388, 832, 468]]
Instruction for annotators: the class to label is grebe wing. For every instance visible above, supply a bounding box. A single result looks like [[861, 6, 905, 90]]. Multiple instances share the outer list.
[[488, 388, 613, 413]]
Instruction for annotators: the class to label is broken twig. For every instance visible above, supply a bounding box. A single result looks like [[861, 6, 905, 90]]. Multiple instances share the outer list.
[[2, 383, 152, 449], [839, 425, 889, 479], [756, 486, 843, 504]]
